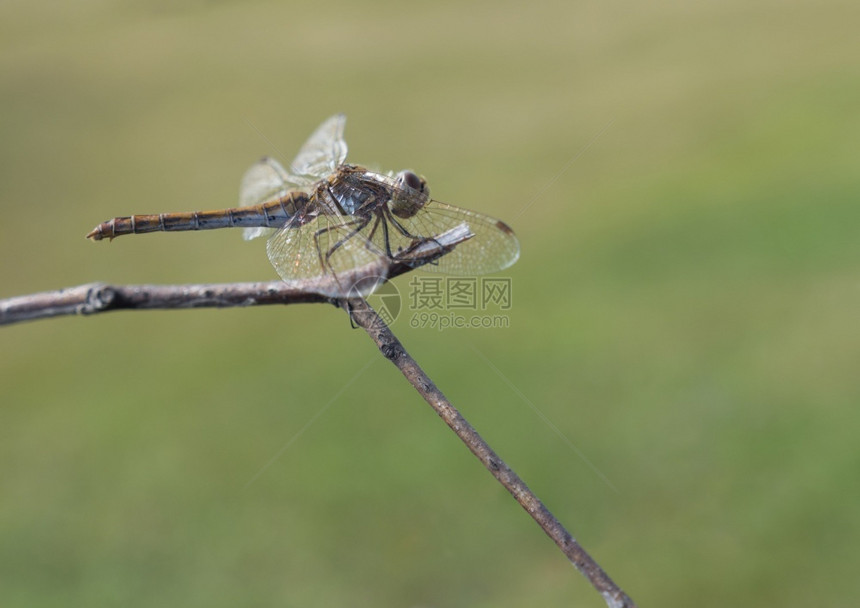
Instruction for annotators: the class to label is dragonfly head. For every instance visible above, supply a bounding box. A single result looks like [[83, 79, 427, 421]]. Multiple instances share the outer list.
[[391, 170, 431, 218]]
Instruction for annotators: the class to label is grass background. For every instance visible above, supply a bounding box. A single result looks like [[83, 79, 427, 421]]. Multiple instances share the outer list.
[[2, 0, 859, 606]]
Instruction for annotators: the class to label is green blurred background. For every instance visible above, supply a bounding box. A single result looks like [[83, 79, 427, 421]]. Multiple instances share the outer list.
[[2, 1, 859, 606]]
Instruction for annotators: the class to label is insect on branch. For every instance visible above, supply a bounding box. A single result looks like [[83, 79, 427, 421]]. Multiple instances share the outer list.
[[0, 233, 636, 607]]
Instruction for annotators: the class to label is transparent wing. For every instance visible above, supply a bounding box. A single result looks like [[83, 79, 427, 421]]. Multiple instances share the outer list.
[[265, 208, 387, 296], [290, 114, 348, 180], [369, 195, 520, 276], [240, 115, 347, 241], [265, 186, 518, 296], [238, 157, 305, 241]]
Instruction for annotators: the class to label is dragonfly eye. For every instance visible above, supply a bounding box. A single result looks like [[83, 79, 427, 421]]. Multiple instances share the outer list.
[[396, 170, 427, 194], [391, 170, 431, 218]]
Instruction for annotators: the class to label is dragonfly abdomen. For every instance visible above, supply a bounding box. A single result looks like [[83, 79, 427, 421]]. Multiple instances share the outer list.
[[86, 192, 308, 241]]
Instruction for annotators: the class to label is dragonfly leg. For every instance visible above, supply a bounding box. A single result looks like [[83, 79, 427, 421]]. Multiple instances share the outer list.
[[381, 206, 444, 263], [312, 216, 371, 273], [383, 206, 422, 240], [365, 214, 382, 245], [344, 299, 359, 329], [376, 210, 398, 259]]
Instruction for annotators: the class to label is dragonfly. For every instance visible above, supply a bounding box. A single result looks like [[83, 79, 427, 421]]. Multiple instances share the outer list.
[[87, 114, 520, 296]]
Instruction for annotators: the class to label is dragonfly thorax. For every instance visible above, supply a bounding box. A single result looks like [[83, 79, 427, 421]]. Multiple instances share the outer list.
[[390, 170, 430, 219], [319, 165, 377, 216]]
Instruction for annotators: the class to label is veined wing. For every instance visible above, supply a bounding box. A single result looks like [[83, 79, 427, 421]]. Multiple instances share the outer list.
[[406, 201, 519, 275], [265, 182, 517, 295], [239, 157, 303, 241], [290, 114, 348, 180], [265, 207, 387, 297], [240, 115, 348, 241], [368, 191, 520, 276]]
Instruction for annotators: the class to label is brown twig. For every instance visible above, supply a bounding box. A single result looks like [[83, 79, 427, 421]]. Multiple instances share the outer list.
[[0, 280, 325, 326], [1, 225, 475, 327], [345, 296, 637, 608], [0, 278, 636, 607]]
